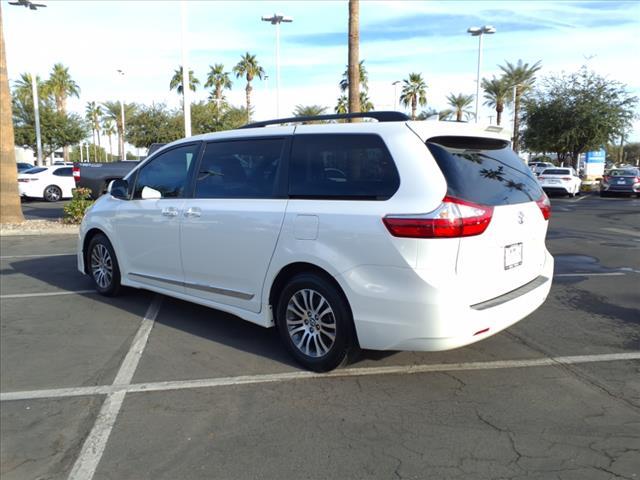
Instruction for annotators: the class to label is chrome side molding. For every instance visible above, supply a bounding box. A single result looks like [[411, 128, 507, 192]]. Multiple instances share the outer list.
[[129, 272, 254, 300]]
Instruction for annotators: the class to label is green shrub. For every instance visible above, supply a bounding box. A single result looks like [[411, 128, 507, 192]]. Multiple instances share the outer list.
[[63, 188, 94, 224]]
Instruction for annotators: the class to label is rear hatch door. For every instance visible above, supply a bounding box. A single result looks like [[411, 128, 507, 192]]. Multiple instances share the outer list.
[[426, 136, 549, 305]]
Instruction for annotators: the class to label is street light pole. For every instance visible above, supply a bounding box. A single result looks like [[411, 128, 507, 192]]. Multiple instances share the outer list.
[[181, 0, 191, 137], [116, 69, 126, 160], [262, 13, 293, 118], [467, 25, 495, 124], [392, 80, 401, 111], [30, 72, 43, 166]]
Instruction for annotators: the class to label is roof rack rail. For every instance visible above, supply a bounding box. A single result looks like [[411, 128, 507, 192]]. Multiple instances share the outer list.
[[239, 111, 411, 129]]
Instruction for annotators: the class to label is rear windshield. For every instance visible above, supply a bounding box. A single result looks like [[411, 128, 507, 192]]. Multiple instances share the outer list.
[[427, 136, 543, 206], [610, 169, 638, 176], [23, 167, 47, 174], [541, 169, 570, 175]]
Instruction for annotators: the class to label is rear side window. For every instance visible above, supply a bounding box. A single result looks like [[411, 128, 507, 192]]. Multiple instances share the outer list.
[[53, 167, 73, 177], [289, 134, 399, 200], [427, 136, 543, 206], [134, 143, 199, 199], [194, 138, 284, 198]]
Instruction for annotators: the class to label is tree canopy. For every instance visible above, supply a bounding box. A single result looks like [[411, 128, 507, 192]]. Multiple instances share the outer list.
[[522, 67, 638, 165]]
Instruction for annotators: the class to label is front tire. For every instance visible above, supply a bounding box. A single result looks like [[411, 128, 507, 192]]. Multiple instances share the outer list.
[[43, 185, 62, 202], [276, 273, 355, 372], [87, 234, 121, 296]]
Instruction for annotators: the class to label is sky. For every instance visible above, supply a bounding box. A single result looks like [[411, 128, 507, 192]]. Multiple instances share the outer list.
[[4, 0, 640, 143]]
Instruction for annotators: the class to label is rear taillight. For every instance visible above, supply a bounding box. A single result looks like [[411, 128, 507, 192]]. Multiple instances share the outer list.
[[538, 176, 546, 180], [536, 193, 551, 220], [634, 177, 640, 184], [72, 166, 80, 182], [602, 175, 611, 184], [383, 196, 494, 239], [17, 178, 31, 183]]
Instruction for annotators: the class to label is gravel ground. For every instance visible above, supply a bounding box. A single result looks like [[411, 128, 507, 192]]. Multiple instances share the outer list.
[[0, 220, 79, 236]]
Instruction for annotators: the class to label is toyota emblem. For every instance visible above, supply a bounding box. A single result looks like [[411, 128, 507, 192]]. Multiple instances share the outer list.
[[518, 212, 525, 224]]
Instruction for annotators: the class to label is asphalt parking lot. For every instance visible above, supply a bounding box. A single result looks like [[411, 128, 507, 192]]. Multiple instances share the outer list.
[[1, 193, 639, 480], [20, 199, 70, 221]]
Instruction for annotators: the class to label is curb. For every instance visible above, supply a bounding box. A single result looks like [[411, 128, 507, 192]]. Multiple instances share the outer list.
[[1, 228, 79, 237]]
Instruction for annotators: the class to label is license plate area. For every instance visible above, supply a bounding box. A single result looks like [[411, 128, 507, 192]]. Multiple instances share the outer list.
[[504, 243, 523, 270]]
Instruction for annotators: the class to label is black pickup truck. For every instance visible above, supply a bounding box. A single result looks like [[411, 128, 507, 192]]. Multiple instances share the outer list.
[[73, 143, 166, 199], [73, 161, 139, 199]]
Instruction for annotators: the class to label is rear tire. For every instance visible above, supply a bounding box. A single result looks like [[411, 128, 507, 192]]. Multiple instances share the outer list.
[[43, 185, 62, 202], [87, 234, 122, 297], [276, 273, 355, 372]]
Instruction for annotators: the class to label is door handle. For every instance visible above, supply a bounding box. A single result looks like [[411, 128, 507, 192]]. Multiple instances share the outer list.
[[161, 207, 179, 217], [183, 207, 201, 218]]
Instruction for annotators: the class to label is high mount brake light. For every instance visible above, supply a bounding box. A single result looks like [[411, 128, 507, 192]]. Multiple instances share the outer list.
[[383, 196, 494, 239], [536, 194, 551, 220]]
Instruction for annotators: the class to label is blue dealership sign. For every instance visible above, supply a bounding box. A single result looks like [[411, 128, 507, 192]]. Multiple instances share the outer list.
[[585, 149, 606, 163]]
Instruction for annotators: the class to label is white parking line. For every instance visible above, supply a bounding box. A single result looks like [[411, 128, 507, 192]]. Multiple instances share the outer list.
[[602, 227, 640, 238], [0, 290, 96, 299], [0, 253, 75, 259], [67, 295, 163, 480], [2, 351, 638, 403], [570, 194, 589, 203]]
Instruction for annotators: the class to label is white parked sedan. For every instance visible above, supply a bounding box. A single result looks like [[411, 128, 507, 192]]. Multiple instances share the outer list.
[[18, 166, 75, 202], [537, 167, 582, 196]]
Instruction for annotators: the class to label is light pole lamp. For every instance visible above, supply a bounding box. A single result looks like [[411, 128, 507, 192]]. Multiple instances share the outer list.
[[392, 80, 401, 111], [262, 13, 293, 118], [467, 25, 495, 123]]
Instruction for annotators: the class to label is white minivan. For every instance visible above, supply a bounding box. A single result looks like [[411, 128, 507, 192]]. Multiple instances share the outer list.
[[78, 113, 554, 371]]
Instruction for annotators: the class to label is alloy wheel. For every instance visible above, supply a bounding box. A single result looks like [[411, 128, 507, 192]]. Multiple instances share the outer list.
[[91, 244, 113, 289], [286, 289, 336, 358]]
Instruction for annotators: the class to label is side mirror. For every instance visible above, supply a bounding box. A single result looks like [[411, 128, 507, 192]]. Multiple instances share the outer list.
[[109, 179, 129, 200], [141, 185, 162, 200]]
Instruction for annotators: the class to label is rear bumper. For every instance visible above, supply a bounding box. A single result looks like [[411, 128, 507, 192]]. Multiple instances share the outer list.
[[542, 186, 571, 194], [338, 249, 554, 351], [601, 184, 639, 193]]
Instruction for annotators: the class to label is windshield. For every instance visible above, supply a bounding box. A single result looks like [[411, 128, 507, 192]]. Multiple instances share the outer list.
[[426, 136, 543, 206]]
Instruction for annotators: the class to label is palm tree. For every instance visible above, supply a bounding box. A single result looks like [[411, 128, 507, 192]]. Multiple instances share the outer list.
[[335, 95, 348, 114], [293, 105, 328, 117], [12, 72, 46, 104], [499, 59, 542, 152], [233, 52, 265, 123], [102, 101, 135, 160], [442, 93, 475, 122], [205, 63, 232, 105], [1, 4, 24, 223], [482, 76, 512, 126], [46, 63, 80, 161], [347, 0, 360, 114], [359, 91, 374, 113], [169, 67, 200, 97], [85, 101, 102, 161], [102, 120, 116, 161], [399, 73, 427, 120], [340, 60, 368, 93]]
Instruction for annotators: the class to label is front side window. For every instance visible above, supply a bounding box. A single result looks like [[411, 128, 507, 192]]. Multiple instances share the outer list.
[[133, 143, 199, 199], [194, 138, 285, 198], [289, 134, 399, 200]]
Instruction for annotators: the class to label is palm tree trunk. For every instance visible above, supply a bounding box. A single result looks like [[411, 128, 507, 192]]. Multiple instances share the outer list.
[[496, 103, 503, 126], [245, 82, 252, 123], [411, 97, 417, 120], [0, 4, 24, 223], [348, 0, 361, 118], [456, 109, 462, 122], [513, 87, 521, 153], [108, 135, 113, 162]]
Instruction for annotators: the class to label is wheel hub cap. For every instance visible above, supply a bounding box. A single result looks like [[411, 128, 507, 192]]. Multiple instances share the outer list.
[[90, 244, 113, 289]]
